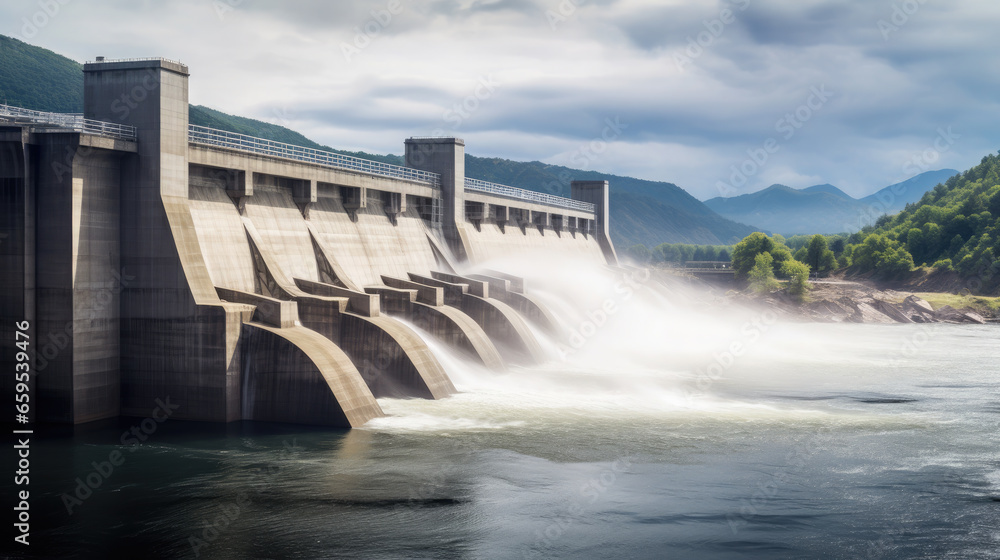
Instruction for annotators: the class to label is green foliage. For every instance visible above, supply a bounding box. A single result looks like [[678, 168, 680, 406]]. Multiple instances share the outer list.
[[0, 35, 83, 112], [844, 152, 1000, 285], [805, 234, 837, 275], [851, 234, 915, 279], [732, 232, 794, 279], [932, 258, 953, 271], [732, 232, 774, 278], [650, 243, 734, 264], [831, 238, 846, 255], [781, 259, 811, 298], [820, 250, 837, 272], [748, 252, 780, 293]]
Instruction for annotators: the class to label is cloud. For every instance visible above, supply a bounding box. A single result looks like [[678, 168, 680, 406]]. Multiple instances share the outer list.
[[3, 0, 997, 200]]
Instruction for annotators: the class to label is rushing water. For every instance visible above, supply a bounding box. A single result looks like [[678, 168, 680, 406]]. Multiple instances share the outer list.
[[6, 260, 999, 559]]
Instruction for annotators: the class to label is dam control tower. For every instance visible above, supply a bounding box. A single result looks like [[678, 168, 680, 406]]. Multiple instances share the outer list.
[[0, 57, 618, 428]]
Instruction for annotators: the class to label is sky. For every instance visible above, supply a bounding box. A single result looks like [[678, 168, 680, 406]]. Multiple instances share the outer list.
[[5, 0, 1000, 200]]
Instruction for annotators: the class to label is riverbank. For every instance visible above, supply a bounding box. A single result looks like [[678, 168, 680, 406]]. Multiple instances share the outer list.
[[652, 267, 998, 324], [729, 278, 997, 324]]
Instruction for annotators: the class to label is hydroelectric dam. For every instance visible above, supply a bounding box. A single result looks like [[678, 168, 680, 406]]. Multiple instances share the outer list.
[[0, 58, 619, 428]]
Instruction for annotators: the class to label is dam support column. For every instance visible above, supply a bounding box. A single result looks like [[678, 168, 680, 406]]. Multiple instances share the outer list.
[[83, 59, 242, 422], [404, 137, 470, 261], [0, 131, 34, 422], [571, 180, 618, 265]]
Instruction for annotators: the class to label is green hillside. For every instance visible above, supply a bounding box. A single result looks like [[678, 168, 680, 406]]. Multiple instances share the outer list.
[[843, 153, 1000, 291], [0, 35, 83, 112], [0, 34, 758, 247]]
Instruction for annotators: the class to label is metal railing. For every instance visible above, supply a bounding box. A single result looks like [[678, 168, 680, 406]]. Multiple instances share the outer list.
[[465, 177, 595, 213], [188, 125, 442, 187], [0, 104, 137, 140], [89, 57, 185, 66]]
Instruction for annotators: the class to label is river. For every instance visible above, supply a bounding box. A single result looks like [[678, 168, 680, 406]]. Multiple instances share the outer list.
[[6, 261, 999, 559]]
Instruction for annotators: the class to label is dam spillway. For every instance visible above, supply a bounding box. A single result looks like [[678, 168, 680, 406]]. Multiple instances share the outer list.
[[0, 57, 618, 428]]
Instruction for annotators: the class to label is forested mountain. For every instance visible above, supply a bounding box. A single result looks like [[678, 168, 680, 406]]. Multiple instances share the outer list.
[[844, 153, 999, 288]]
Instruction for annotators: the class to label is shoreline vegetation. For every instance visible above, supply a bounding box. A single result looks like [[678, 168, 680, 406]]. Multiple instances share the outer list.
[[628, 152, 1000, 308], [655, 267, 999, 324]]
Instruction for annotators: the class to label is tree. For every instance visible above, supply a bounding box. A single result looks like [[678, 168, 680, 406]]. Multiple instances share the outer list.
[[769, 243, 793, 277], [805, 234, 836, 274], [820, 250, 837, 272], [781, 259, 811, 299], [851, 234, 915, 278], [831, 238, 846, 255], [731, 232, 774, 279], [748, 252, 779, 293], [906, 228, 925, 264]]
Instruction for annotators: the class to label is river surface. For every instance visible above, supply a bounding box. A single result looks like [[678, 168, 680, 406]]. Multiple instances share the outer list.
[[7, 319, 999, 560]]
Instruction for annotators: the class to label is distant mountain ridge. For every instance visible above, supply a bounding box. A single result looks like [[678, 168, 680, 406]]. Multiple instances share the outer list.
[[704, 169, 959, 235], [0, 34, 757, 247]]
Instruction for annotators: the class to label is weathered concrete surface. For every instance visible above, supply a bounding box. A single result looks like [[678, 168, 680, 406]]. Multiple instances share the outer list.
[[241, 322, 383, 427], [30, 134, 128, 423], [462, 219, 606, 265], [405, 137, 469, 261], [187, 167, 451, 400], [294, 284, 455, 399], [82, 59, 249, 423], [188, 169, 259, 293], [469, 273, 560, 335], [307, 190, 439, 289], [458, 291, 546, 364], [0, 131, 34, 421], [295, 278, 375, 316], [571, 180, 619, 266], [369, 282, 505, 371]]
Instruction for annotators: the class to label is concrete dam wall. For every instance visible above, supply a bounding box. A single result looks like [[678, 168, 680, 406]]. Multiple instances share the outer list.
[[0, 58, 618, 428]]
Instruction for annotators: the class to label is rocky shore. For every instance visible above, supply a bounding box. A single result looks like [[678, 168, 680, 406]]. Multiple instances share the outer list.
[[735, 280, 991, 325]]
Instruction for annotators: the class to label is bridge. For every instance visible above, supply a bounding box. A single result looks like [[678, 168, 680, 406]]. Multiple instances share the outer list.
[[0, 57, 619, 428]]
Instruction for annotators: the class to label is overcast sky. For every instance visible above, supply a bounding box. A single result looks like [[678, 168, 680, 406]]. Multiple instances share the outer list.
[[7, 0, 1000, 199]]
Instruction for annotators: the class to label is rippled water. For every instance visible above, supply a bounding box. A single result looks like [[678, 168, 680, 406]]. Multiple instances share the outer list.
[[6, 263, 999, 559]]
